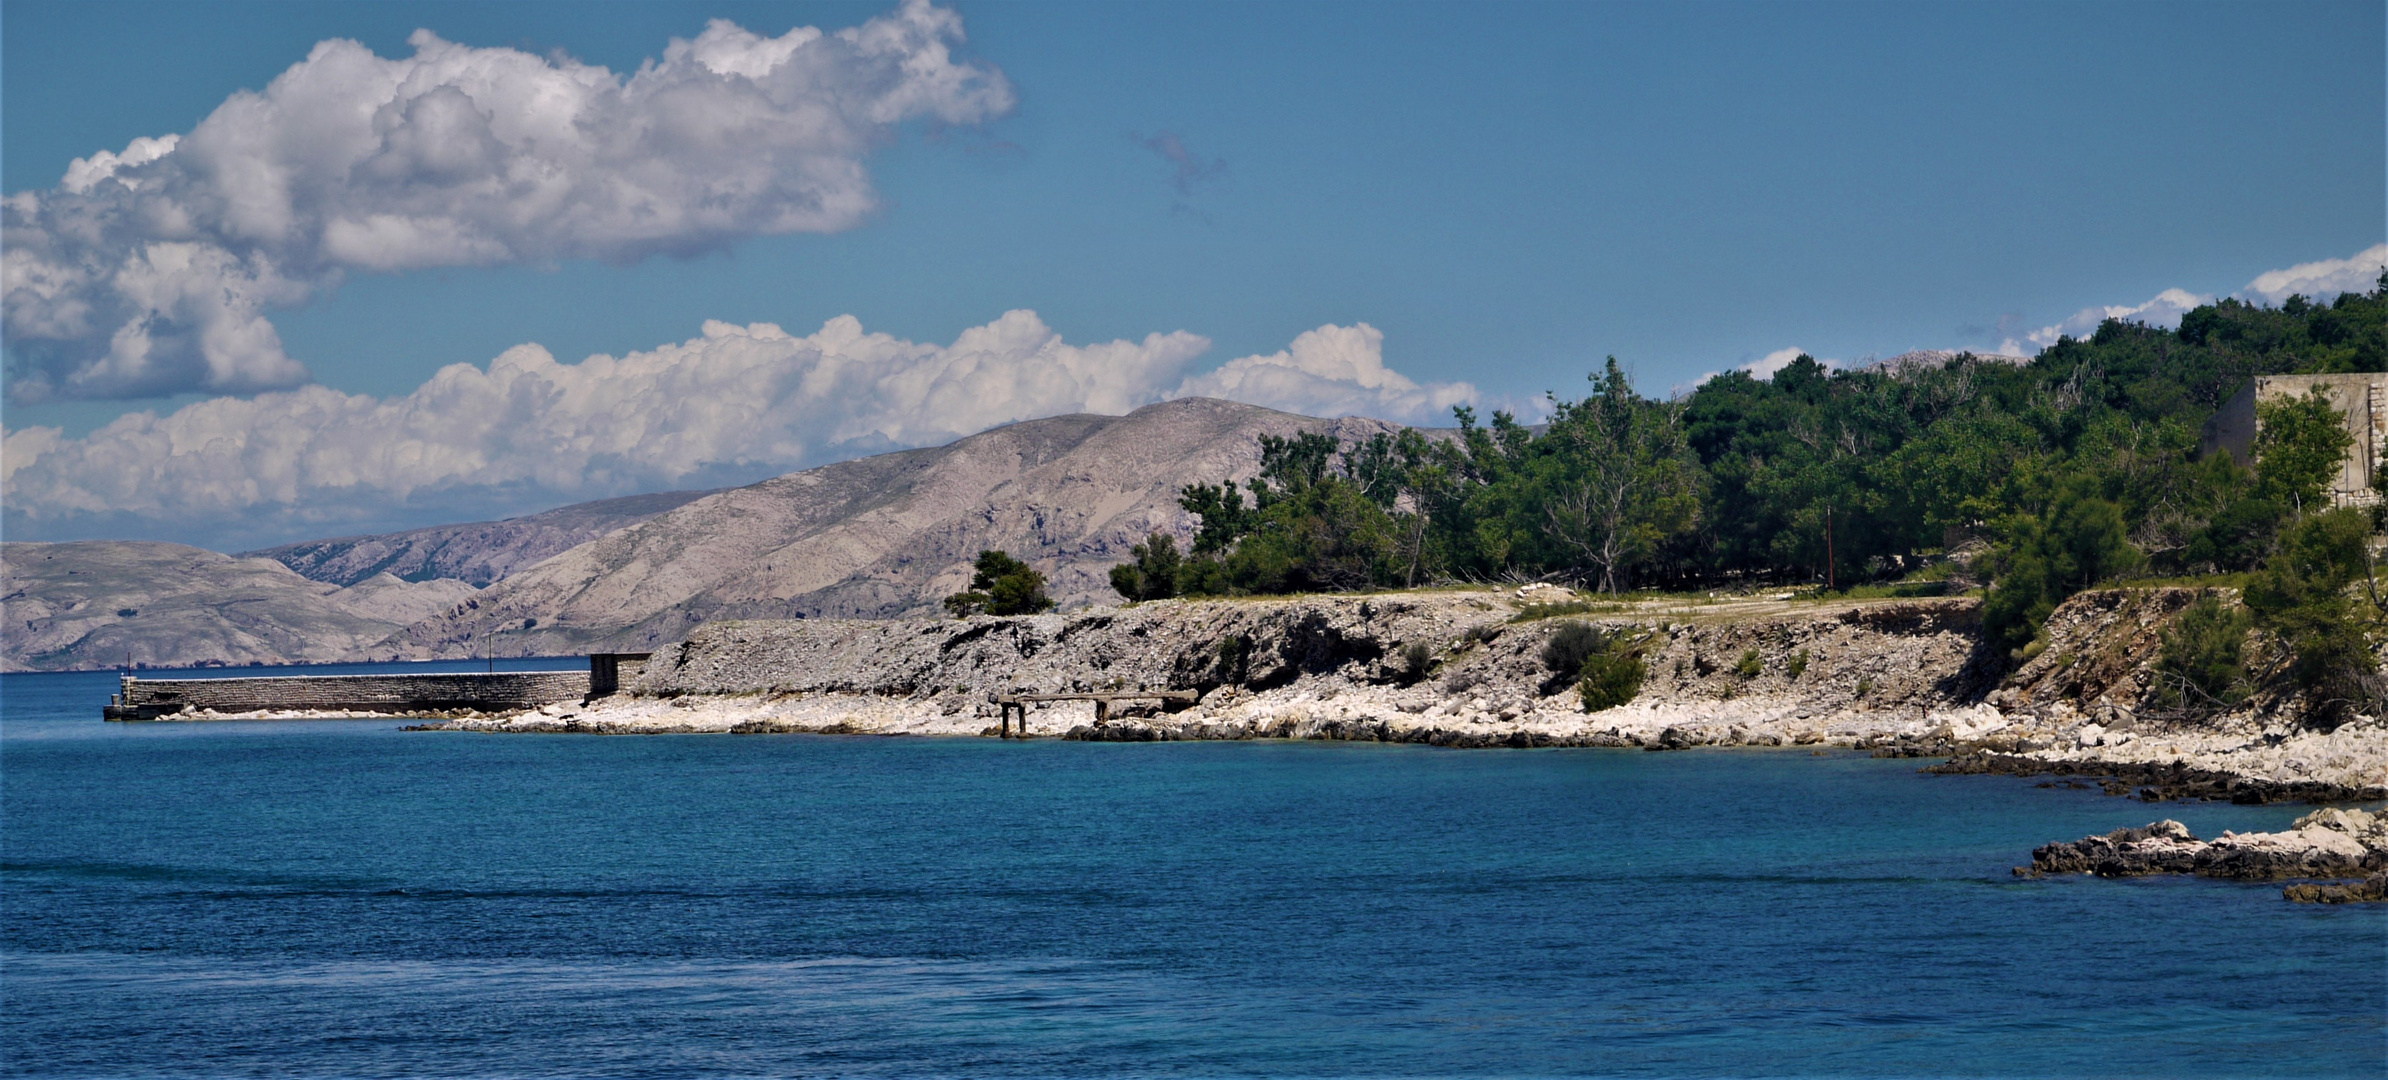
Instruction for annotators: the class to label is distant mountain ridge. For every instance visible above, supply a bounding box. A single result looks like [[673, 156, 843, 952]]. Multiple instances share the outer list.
[[243, 489, 717, 587], [383, 398, 1398, 657], [0, 542, 479, 671], [2, 398, 1390, 669]]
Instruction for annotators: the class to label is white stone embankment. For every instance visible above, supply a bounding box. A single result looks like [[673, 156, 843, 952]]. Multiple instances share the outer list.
[[422, 587, 2385, 801], [443, 591, 1991, 743]]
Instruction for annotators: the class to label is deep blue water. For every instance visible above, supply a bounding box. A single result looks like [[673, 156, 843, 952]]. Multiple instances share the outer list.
[[3, 663, 2383, 1079]]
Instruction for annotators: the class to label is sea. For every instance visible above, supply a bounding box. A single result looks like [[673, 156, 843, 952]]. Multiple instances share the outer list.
[[3, 660, 2383, 1079]]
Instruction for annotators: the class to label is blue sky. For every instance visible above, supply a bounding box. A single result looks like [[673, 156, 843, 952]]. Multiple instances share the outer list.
[[2, 0, 2382, 549]]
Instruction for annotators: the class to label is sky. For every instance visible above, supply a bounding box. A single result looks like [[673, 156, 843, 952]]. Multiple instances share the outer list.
[[2, 0, 2383, 551]]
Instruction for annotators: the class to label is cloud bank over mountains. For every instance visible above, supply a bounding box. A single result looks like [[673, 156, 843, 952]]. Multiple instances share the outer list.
[[2005, 243, 2387, 354], [1738, 244, 2386, 379], [1, 0, 1012, 402], [1, 312, 1477, 545], [1174, 323, 1475, 422]]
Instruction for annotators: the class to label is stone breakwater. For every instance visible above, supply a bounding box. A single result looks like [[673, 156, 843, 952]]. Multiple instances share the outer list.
[[104, 671, 590, 721], [419, 588, 2385, 801], [2022, 808, 2388, 902]]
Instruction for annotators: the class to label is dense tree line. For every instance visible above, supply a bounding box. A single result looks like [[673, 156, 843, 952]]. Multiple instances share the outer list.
[[1113, 276, 2388, 707]]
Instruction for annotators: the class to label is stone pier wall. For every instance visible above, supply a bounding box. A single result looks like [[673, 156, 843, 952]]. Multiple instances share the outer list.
[[104, 671, 589, 720]]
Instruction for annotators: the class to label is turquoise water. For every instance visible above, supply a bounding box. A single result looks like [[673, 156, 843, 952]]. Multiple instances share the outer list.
[[4, 663, 2383, 1078]]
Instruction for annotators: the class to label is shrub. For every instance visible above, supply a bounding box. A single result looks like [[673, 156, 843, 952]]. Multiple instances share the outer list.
[[1512, 599, 1617, 622], [1733, 648, 1762, 679], [1984, 480, 2145, 656], [1109, 532, 1183, 602], [1398, 641, 1436, 684], [944, 550, 1056, 617], [2150, 594, 2253, 712], [1578, 650, 1646, 711], [1215, 634, 1251, 684], [1786, 649, 1809, 679], [1541, 622, 1605, 682], [2243, 508, 2382, 714]]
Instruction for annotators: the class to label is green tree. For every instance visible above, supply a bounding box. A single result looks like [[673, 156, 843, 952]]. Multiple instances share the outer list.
[[2253, 386, 2354, 514], [1347, 428, 1465, 586], [2149, 594, 2255, 712], [1534, 358, 1702, 593], [2243, 508, 2380, 713], [945, 550, 1056, 616], [1175, 431, 1404, 595], [1143, 282, 2387, 601], [1108, 532, 1183, 602], [1983, 479, 2145, 655], [2182, 453, 2279, 573]]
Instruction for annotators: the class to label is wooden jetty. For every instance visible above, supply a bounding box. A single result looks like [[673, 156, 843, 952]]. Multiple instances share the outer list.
[[994, 690, 1198, 738]]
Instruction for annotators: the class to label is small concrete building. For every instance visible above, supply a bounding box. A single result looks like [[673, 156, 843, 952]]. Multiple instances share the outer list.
[[2199, 373, 2388, 507]]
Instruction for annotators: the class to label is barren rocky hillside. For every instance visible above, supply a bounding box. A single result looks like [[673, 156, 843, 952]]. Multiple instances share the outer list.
[[3, 399, 1392, 667], [381, 398, 1401, 658], [444, 587, 2382, 802], [0, 542, 478, 671], [244, 489, 716, 587]]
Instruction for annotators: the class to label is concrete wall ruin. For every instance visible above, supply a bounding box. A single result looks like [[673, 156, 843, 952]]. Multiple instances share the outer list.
[[2198, 373, 2388, 507]]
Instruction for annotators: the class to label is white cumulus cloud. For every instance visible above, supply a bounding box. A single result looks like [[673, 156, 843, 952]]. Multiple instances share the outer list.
[[1743, 347, 1815, 379], [1, 313, 1474, 545], [2005, 243, 2387, 354], [1170, 322, 1476, 424], [0, 1, 1013, 401], [2007, 287, 2213, 354], [2242, 243, 2388, 306], [1683, 347, 1828, 391]]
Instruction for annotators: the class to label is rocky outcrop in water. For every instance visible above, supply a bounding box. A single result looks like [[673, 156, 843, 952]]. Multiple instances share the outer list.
[[1927, 750, 2383, 805], [2282, 873, 2388, 903], [2020, 808, 2388, 897]]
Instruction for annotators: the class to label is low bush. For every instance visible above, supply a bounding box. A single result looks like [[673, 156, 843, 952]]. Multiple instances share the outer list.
[[1541, 622, 1605, 682], [1215, 634, 1251, 684], [2243, 508, 2383, 716], [2149, 594, 2254, 713], [1578, 649, 1646, 712], [1109, 532, 1183, 602], [1398, 641, 1436, 684], [945, 550, 1055, 617]]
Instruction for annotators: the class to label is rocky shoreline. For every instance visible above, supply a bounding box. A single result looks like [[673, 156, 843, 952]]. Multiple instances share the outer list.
[[412, 587, 2385, 805], [1930, 748, 2383, 805], [2020, 808, 2388, 902]]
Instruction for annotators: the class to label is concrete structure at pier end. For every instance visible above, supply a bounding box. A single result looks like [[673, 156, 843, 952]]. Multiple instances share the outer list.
[[2200, 373, 2388, 508]]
